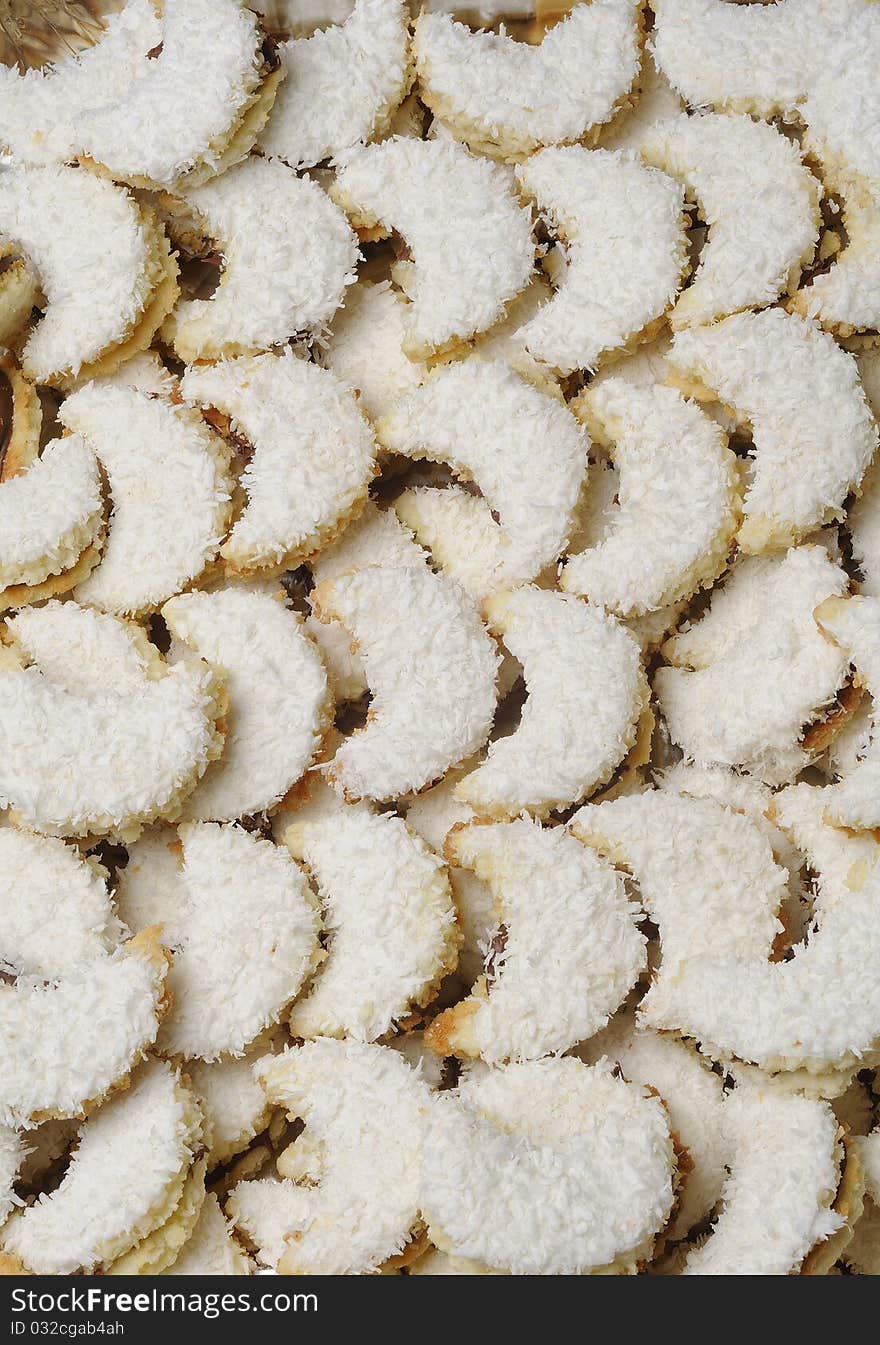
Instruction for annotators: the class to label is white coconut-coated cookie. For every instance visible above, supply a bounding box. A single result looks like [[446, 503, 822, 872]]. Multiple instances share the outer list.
[[654, 545, 850, 784], [164, 158, 358, 361], [814, 596, 880, 831], [658, 761, 803, 877], [599, 49, 684, 153], [0, 828, 123, 977], [181, 351, 375, 574], [0, 164, 177, 388], [162, 587, 329, 822], [514, 145, 687, 375], [571, 789, 787, 1033], [421, 1057, 675, 1275], [86, 349, 177, 398], [331, 136, 534, 357], [0, 601, 225, 840], [74, 0, 277, 191], [790, 192, 880, 338], [305, 503, 427, 704], [413, 0, 643, 160], [561, 377, 739, 616], [163, 1192, 252, 1276], [640, 112, 820, 328], [0, 826, 167, 1128], [682, 1083, 846, 1276], [652, 0, 880, 338], [403, 766, 493, 986], [259, 0, 411, 169], [187, 1031, 281, 1170], [0, 0, 161, 166], [455, 586, 647, 818], [278, 781, 459, 1042], [650, 0, 814, 120], [322, 280, 425, 424], [60, 381, 233, 616], [578, 1016, 726, 1241], [0, 433, 103, 605], [0, 1060, 202, 1274], [391, 486, 518, 605], [377, 359, 587, 593], [313, 563, 499, 802], [424, 819, 645, 1064], [227, 1040, 427, 1274], [615, 781, 880, 1074], [667, 310, 877, 552], [117, 822, 319, 1061]]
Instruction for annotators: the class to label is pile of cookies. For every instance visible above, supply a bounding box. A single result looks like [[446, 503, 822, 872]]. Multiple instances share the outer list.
[[1, 0, 880, 1277]]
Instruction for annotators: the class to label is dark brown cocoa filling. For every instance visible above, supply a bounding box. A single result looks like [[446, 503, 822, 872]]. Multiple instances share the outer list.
[[483, 923, 508, 990], [200, 405, 256, 464], [0, 368, 13, 476]]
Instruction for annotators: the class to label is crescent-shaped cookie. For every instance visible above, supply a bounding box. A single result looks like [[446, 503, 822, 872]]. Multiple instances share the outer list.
[[654, 545, 850, 783], [0, 913, 168, 1129], [162, 158, 358, 361], [658, 760, 803, 878], [413, 0, 643, 160], [331, 136, 534, 358], [0, 433, 104, 610], [278, 781, 459, 1041], [305, 503, 427, 704], [682, 1084, 850, 1276], [187, 1031, 281, 1171], [789, 191, 880, 339], [455, 586, 647, 818], [599, 48, 684, 153], [181, 351, 376, 574], [322, 280, 424, 424], [421, 1057, 675, 1275], [607, 781, 880, 1075], [227, 1040, 427, 1274], [313, 563, 499, 802], [652, 1, 880, 338], [814, 596, 880, 831], [424, 819, 645, 1063], [650, 0, 811, 120], [106, 1158, 210, 1276], [0, 1060, 202, 1274], [570, 790, 788, 1032], [377, 359, 587, 592], [59, 381, 233, 616], [561, 377, 739, 616], [513, 145, 687, 375], [0, 0, 161, 165], [0, 164, 178, 388], [391, 486, 518, 605], [163, 1193, 252, 1277], [0, 826, 167, 1129], [74, 0, 280, 191], [0, 601, 226, 840], [639, 112, 820, 328], [578, 1016, 726, 1241], [0, 827, 124, 975], [403, 766, 493, 987], [667, 310, 877, 552], [117, 822, 319, 1061], [259, 0, 411, 169], [162, 587, 329, 822]]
